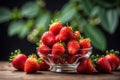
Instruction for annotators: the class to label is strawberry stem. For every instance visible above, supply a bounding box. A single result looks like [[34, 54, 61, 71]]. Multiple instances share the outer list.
[[106, 49, 120, 56], [90, 54, 104, 67], [38, 58, 42, 64], [9, 49, 21, 63], [28, 54, 42, 64], [106, 49, 120, 57]]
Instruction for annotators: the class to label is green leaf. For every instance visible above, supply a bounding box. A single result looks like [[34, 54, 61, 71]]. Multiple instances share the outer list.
[[94, 0, 116, 8], [35, 12, 51, 30], [20, 1, 40, 18], [118, 10, 120, 16], [8, 20, 26, 36], [83, 25, 107, 51], [99, 9, 119, 34], [0, 7, 12, 23], [81, 0, 93, 15], [90, 6, 100, 17], [117, 8, 120, 16], [18, 26, 30, 38], [61, 2, 74, 14], [58, 7, 77, 24]]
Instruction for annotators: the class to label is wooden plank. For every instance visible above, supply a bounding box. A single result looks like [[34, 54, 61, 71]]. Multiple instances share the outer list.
[[0, 62, 120, 80]]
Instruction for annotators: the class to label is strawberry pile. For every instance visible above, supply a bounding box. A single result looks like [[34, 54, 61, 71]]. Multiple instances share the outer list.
[[37, 21, 92, 65], [9, 49, 50, 74]]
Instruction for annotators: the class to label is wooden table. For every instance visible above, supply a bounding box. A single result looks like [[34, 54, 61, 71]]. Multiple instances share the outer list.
[[0, 61, 120, 80]]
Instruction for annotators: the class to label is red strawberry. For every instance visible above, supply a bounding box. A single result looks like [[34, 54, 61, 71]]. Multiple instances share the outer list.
[[96, 57, 112, 73], [105, 50, 120, 71], [9, 49, 27, 71], [51, 57, 59, 64], [67, 55, 78, 64], [41, 31, 56, 47], [49, 22, 62, 35], [38, 43, 51, 56], [67, 40, 80, 55], [24, 54, 40, 73], [59, 27, 75, 41], [60, 58, 66, 64], [77, 57, 94, 74], [79, 38, 91, 55], [74, 31, 80, 40], [52, 42, 65, 58], [39, 59, 50, 71], [55, 34, 60, 42]]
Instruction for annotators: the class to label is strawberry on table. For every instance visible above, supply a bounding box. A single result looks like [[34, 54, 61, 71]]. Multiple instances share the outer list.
[[49, 21, 62, 35], [52, 42, 65, 58], [41, 31, 56, 47], [79, 38, 91, 55], [67, 40, 80, 55], [105, 50, 120, 71], [95, 57, 112, 73], [77, 57, 94, 74], [39, 59, 50, 71], [24, 54, 41, 74], [9, 49, 27, 71]]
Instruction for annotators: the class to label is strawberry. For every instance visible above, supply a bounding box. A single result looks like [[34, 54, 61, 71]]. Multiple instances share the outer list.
[[95, 57, 112, 73], [41, 31, 56, 47], [52, 42, 65, 58], [67, 55, 78, 64], [60, 58, 66, 64], [55, 34, 60, 42], [105, 50, 120, 71], [79, 38, 91, 55], [51, 57, 59, 64], [59, 27, 75, 41], [67, 40, 80, 55], [38, 43, 51, 56], [39, 59, 50, 71], [77, 57, 94, 74], [9, 49, 27, 71], [24, 54, 41, 73], [74, 31, 80, 40], [49, 22, 62, 35]]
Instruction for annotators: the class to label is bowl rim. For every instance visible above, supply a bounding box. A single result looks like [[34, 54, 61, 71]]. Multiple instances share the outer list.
[[37, 47, 92, 50]]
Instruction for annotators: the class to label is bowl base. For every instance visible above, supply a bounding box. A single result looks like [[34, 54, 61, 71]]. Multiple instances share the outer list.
[[50, 65, 77, 73]]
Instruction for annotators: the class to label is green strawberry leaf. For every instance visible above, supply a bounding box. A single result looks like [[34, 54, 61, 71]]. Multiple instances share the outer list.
[[20, 1, 40, 18], [35, 11, 51, 37], [35, 12, 51, 29], [93, 0, 116, 8], [60, 1, 74, 14], [83, 24, 107, 51], [8, 20, 26, 36], [58, 5, 77, 24], [81, 0, 93, 16], [0, 7, 12, 23], [18, 26, 30, 39], [99, 9, 119, 34]]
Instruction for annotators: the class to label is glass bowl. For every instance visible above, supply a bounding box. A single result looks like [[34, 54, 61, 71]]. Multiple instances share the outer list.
[[37, 47, 92, 73]]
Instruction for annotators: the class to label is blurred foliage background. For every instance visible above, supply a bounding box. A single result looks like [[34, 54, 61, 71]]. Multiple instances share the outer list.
[[0, 0, 120, 52]]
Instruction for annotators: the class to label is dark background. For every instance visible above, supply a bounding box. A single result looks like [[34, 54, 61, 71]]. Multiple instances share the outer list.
[[0, 0, 120, 61]]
